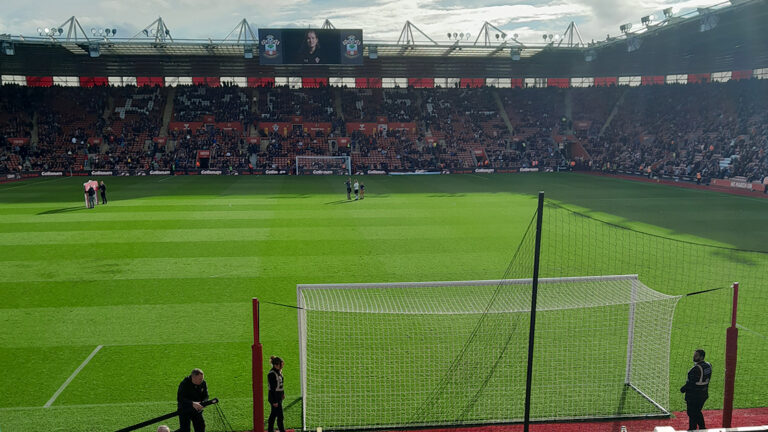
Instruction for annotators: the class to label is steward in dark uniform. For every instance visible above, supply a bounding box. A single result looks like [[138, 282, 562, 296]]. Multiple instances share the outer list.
[[178, 369, 209, 432], [680, 349, 712, 430], [268, 356, 285, 432], [345, 178, 352, 200]]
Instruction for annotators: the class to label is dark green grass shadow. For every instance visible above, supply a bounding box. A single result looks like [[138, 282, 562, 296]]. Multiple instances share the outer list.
[[36, 206, 88, 215]]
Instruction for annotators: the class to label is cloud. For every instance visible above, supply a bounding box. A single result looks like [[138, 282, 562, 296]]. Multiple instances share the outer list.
[[0, 0, 730, 43], [270, 0, 591, 42]]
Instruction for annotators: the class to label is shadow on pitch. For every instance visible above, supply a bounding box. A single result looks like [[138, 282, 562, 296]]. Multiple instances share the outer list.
[[324, 199, 356, 205], [37, 206, 87, 215]]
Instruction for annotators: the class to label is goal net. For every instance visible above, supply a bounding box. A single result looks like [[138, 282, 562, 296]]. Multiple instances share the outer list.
[[295, 156, 351, 175], [297, 275, 680, 430]]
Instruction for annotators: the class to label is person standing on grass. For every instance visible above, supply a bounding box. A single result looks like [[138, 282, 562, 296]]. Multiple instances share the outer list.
[[360, 182, 365, 200], [345, 177, 352, 200], [680, 349, 711, 430], [87, 185, 96, 208], [99, 181, 108, 204], [268, 356, 286, 432], [178, 368, 209, 432], [353, 178, 360, 200]]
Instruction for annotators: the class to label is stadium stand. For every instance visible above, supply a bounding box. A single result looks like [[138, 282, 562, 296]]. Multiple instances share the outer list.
[[1, 79, 768, 184]]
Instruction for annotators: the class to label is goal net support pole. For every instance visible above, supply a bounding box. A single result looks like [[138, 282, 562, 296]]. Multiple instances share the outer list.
[[722, 282, 739, 428], [252, 298, 264, 432], [522, 191, 544, 432]]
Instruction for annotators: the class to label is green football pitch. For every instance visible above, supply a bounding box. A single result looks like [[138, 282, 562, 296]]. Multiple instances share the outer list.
[[0, 173, 766, 432]]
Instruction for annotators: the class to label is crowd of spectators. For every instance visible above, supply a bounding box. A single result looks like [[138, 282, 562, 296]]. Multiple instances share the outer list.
[[1, 80, 767, 182]]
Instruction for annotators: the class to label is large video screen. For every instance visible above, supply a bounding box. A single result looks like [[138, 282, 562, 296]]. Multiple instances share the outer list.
[[259, 29, 363, 65]]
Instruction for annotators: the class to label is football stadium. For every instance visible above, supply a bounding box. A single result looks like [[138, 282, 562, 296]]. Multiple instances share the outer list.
[[1, 1, 768, 432]]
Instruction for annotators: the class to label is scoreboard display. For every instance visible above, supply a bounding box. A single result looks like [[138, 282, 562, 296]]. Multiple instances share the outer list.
[[259, 29, 363, 65]]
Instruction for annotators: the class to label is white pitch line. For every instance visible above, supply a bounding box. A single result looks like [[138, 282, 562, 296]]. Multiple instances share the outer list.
[[467, 174, 490, 180], [158, 176, 175, 182], [737, 323, 768, 341], [0, 176, 69, 191], [44, 345, 103, 408]]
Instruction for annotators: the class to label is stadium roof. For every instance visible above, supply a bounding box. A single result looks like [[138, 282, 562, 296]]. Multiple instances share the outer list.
[[1, 0, 767, 78]]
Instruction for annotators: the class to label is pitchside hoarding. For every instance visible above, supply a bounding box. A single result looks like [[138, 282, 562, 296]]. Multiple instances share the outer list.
[[259, 29, 363, 65]]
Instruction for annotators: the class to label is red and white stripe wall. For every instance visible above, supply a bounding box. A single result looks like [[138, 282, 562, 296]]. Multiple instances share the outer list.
[[1, 69, 766, 88]]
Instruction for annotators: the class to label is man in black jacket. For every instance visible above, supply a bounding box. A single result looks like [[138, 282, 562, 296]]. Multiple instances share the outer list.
[[680, 349, 712, 430], [178, 368, 209, 432], [99, 181, 107, 204]]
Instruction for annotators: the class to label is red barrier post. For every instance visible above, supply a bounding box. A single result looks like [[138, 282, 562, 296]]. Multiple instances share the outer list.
[[253, 298, 264, 432]]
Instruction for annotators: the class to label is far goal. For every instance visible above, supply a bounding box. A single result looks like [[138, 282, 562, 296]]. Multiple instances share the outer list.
[[295, 155, 351, 175], [297, 275, 680, 430]]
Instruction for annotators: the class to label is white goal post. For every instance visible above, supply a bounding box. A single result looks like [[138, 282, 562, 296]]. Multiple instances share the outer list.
[[297, 275, 680, 431], [295, 155, 351, 175]]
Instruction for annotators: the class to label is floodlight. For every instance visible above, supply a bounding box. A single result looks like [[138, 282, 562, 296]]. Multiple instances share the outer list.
[[465, 32, 470, 39], [641, 16, 651, 26], [165, 29, 170, 36], [447, 32, 451, 39], [91, 28, 97, 35], [37, 27, 42, 33], [453, 32, 458, 38], [44, 28, 50, 34], [495, 33, 500, 39], [542, 34, 547, 40], [620, 23, 632, 33], [142, 29, 149, 36], [513, 33, 518, 39], [459, 32, 464, 39], [663, 7, 674, 18]]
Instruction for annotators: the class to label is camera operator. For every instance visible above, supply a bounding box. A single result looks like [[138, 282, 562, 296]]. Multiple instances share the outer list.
[[177, 368, 209, 432]]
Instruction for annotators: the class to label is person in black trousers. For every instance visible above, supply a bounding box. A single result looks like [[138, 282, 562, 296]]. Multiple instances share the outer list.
[[99, 181, 108, 204], [178, 368, 209, 432], [345, 177, 352, 200], [267, 356, 285, 432], [87, 186, 96, 208], [681, 349, 712, 430]]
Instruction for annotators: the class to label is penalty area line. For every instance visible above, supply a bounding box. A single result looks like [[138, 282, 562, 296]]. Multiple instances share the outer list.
[[44, 345, 103, 408]]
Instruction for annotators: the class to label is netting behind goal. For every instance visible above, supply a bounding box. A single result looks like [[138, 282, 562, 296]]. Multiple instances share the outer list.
[[295, 156, 351, 175], [297, 275, 679, 430]]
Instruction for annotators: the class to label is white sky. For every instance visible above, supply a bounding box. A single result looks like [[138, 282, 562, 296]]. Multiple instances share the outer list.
[[0, 0, 729, 44]]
